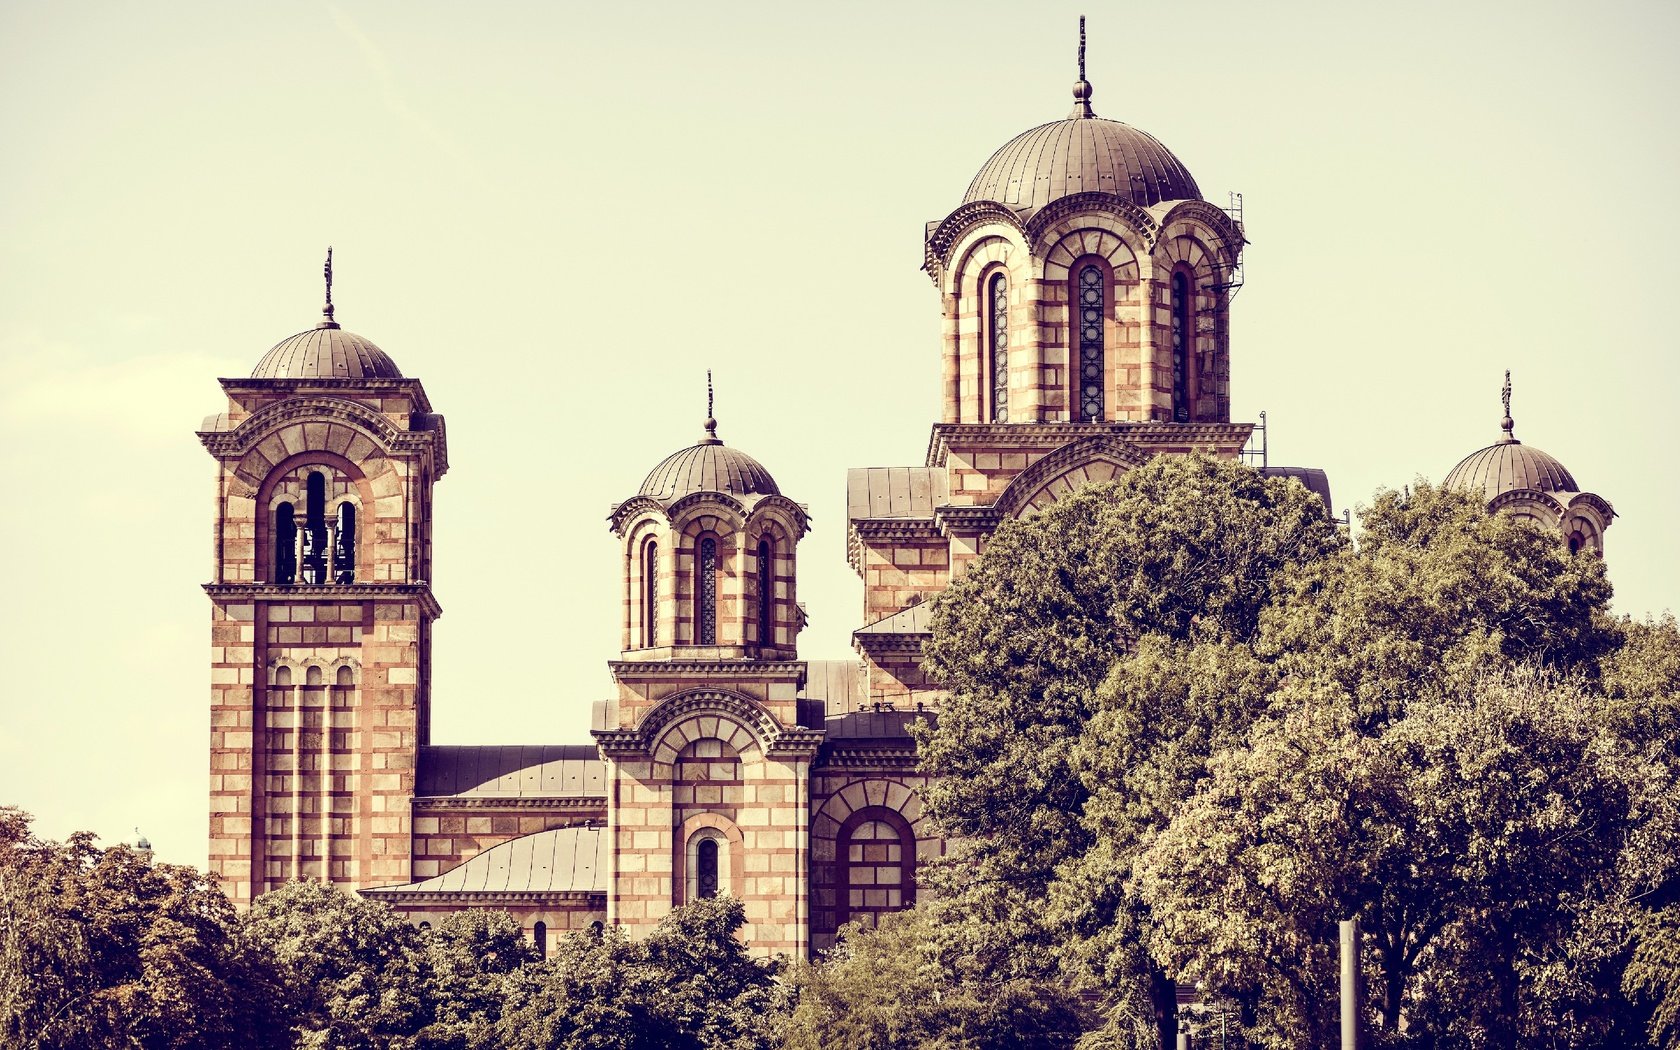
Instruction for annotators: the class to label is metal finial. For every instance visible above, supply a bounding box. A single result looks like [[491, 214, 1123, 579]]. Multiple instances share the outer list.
[[701, 370, 720, 444], [1070, 16, 1095, 118], [319, 246, 340, 330], [1499, 370, 1516, 443]]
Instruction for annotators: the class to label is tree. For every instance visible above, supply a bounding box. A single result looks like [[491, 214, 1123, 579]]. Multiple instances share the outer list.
[[495, 896, 782, 1050], [0, 807, 290, 1050], [1139, 671, 1659, 1049], [917, 455, 1345, 1047], [242, 879, 429, 1050], [782, 908, 1087, 1050], [416, 909, 537, 1050]]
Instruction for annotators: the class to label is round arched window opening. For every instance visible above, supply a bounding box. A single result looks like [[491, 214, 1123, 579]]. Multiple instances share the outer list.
[[696, 839, 719, 899]]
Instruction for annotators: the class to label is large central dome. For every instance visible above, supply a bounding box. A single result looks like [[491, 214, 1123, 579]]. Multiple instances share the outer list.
[[964, 114, 1201, 213]]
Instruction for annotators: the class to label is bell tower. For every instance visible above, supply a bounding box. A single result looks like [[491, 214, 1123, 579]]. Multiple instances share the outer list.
[[199, 252, 447, 905], [595, 386, 821, 957]]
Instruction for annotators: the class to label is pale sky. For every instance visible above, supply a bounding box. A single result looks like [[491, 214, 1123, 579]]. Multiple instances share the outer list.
[[2, 1, 1676, 868]]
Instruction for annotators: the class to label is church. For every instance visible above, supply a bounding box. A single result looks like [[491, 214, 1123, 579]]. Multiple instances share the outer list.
[[198, 30, 1612, 959]]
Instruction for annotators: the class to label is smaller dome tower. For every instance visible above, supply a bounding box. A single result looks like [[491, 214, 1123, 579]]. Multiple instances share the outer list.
[[608, 378, 809, 659], [1444, 372, 1614, 555]]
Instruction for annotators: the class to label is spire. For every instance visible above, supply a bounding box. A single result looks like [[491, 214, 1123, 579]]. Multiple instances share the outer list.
[[318, 246, 340, 330], [1499, 369, 1518, 444], [700, 369, 721, 445], [1069, 15, 1095, 119]]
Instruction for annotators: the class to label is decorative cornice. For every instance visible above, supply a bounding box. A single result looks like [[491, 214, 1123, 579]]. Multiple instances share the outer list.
[[607, 659, 805, 681], [816, 745, 920, 771], [1023, 191, 1159, 250], [411, 796, 604, 811], [608, 491, 811, 539], [932, 505, 1002, 535], [359, 888, 605, 906], [1567, 491, 1615, 521], [925, 422, 1254, 466], [220, 375, 435, 415], [923, 201, 1028, 282], [1487, 488, 1566, 517], [203, 582, 442, 619], [852, 633, 927, 657], [1152, 198, 1246, 262], [199, 394, 447, 477], [593, 687, 820, 759], [846, 517, 942, 573]]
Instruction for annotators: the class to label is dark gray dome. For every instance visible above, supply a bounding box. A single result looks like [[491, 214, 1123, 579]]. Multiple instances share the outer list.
[[638, 433, 779, 502], [1445, 440, 1578, 500], [252, 323, 401, 380], [964, 116, 1201, 214]]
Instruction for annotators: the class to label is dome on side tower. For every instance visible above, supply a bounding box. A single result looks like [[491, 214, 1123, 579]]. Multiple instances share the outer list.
[[250, 248, 403, 380], [639, 429, 781, 502], [1444, 373, 1580, 500]]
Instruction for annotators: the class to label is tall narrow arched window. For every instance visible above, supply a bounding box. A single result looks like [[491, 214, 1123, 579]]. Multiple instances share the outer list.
[[696, 839, 719, 899], [756, 539, 774, 649], [1076, 265, 1105, 422], [333, 503, 356, 584], [1170, 272, 1192, 423], [987, 273, 1009, 423], [533, 921, 548, 960], [274, 503, 297, 586], [697, 537, 718, 645], [301, 472, 328, 584], [642, 539, 659, 647]]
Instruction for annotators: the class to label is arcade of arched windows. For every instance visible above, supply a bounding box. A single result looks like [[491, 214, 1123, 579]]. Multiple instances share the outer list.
[[264, 465, 364, 585]]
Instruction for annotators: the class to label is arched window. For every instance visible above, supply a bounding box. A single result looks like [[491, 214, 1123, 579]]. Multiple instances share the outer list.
[[1075, 264, 1105, 422], [301, 472, 328, 584], [756, 538, 774, 649], [684, 827, 731, 903], [274, 503, 297, 585], [533, 920, 548, 959], [333, 503, 356, 584], [1568, 532, 1583, 555], [696, 537, 718, 645], [838, 809, 916, 930], [642, 538, 659, 647], [987, 272, 1009, 423], [1170, 271, 1192, 423], [696, 839, 719, 899]]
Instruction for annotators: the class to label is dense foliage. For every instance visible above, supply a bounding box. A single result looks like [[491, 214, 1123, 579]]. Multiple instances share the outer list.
[[865, 461, 1680, 1049], [5, 458, 1678, 1048]]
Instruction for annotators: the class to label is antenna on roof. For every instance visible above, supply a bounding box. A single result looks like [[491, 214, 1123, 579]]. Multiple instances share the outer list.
[[1071, 16, 1095, 118], [319, 246, 340, 330]]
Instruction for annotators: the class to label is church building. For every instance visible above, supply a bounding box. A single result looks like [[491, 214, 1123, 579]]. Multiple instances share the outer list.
[[198, 30, 1609, 959]]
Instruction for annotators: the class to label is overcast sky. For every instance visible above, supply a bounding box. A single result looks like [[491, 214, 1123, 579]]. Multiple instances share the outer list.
[[2, 0, 1676, 868]]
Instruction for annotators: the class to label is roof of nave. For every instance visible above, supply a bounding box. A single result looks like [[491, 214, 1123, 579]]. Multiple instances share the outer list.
[[846, 466, 947, 522], [364, 826, 606, 897], [417, 745, 607, 799]]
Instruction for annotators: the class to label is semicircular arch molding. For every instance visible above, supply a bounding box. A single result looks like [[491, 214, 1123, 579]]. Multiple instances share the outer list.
[[942, 227, 1031, 298], [635, 688, 780, 757], [926, 202, 1027, 282], [992, 436, 1151, 520]]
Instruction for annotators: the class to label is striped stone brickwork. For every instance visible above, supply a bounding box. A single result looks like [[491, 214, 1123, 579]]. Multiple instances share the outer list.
[[808, 773, 940, 954], [604, 708, 813, 958]]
